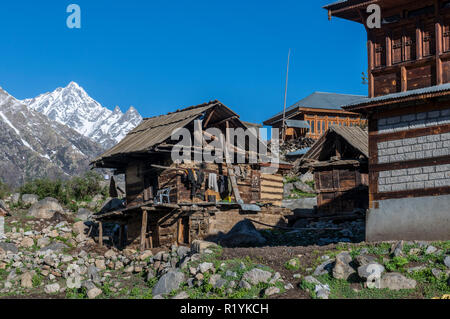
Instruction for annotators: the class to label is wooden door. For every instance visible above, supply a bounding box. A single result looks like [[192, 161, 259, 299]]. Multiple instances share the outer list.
[[177, 217, 190, 245]]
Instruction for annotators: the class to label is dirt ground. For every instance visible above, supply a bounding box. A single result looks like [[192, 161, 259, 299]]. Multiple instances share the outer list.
[[221, 244, 345, 299]]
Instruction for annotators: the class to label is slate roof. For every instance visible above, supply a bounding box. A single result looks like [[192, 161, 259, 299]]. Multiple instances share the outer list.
[[303, 125, 368, 161], [264, 92, 366, 124]]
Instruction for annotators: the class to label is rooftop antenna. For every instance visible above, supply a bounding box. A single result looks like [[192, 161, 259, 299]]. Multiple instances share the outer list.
[[281, 48, 291, 142]]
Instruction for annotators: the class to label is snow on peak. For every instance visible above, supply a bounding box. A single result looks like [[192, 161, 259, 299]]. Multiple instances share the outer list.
[[22, 82, 143, 148]]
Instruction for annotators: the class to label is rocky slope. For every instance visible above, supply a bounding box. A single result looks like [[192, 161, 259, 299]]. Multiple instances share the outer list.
[[23, 82, 143, 148], [0, 87, 104, 187]]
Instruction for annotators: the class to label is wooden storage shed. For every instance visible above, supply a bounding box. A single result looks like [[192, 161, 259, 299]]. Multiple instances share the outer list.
[[302, 126, 369, 215]]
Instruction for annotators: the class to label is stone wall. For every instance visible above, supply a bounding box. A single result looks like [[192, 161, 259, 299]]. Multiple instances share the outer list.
[[378, 108, 450, 134], [378, 164, 450, 192]]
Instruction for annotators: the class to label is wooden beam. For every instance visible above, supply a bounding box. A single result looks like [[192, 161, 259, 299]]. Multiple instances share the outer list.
[[401, 66, 407, 92], [98, 222, 103, 248], [140, 210, 148, 251], [203, 108, 216, 128], [436, 19, 444, 85]]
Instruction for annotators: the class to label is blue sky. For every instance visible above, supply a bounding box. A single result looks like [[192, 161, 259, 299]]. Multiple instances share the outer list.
[[0, 0, 367, 123]]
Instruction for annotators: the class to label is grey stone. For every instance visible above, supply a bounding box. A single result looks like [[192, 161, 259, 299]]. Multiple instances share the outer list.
[[10, 193, 20, 205], [391, 241, 404, 257], [76, 208, 93, 221], [81, 280, 97, 291], [198, 262, 214, 274], [87, 287, 102, 299], [425, 246, 438, 255], [152, 271, 185, 296], [225, 270, 237, 278], [264, 286, 280, 296], [444, 256, 450, 269], [242, 268, 272, 285], [313, 259, 334, 276], [172, 291, 189, 299], [190, 240, 217, 254], [355, 254, 377, 267], [66, 275, 82, 289], [315, 284, 330, 299], [332, 252, 355, 280], [21, 194, 39, 206], [28, 198, 63, 219], [0, 242, 18, 253], [219, 219, 266, 248], [431, 268, 444, 279], [293, 181, 315, 194], [239, 280, 251, 290], [379, 273, 417, 290], [39, 242, 68, 253], [87, 265, 100, 284], [37, 237, 51, 248], [357, 263, 385, 280], [177, 246, 190, 258], [44, 283, 60, 294]]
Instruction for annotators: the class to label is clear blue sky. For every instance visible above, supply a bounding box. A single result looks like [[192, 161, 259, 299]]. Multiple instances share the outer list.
[[0, 0, 367, 123]]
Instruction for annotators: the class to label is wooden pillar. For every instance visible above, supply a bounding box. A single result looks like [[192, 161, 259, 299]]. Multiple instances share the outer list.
[[386, 34, 392, 66], [140, 210, 148, 251], [98, 222, 103, 247], [367, 35, 375, 98], [436, 20, 443, 85], [416, 25, 423, 60], [401, 66, 407, 92]]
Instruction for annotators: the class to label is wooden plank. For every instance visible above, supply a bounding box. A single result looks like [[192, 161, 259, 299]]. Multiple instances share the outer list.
[[98, 222, 103, 248], [260, 186, 284, 194], [373, 186, 450, 201], [260, 180, 283, 188], [371, 155, 450, 172], [140, 210, 148, 251], [260, 174, 284, 182]]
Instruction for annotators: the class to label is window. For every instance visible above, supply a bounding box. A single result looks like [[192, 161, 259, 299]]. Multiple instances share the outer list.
[[392, 28, 416, 64], [423, 23, 435, 57], [374, 35, 386, 68], [443, 23, 450, 52]]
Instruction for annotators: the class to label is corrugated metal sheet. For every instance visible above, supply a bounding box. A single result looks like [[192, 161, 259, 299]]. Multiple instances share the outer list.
[[343, 83, 450, 109], [93, 102, 221, 163], [304, 125, 368, 160], [285, 119, 310, 129]]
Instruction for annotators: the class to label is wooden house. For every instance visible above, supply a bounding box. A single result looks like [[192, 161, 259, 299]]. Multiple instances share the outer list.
[[302, 126, 369, 215], [91, 101, 292, 249], [325, 0, 450, 240], [263, 92, 367, 140]]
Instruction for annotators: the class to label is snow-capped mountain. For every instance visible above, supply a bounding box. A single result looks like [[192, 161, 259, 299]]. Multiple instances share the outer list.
[[0, 86, 104, 187], [23, 82, 143, 148]]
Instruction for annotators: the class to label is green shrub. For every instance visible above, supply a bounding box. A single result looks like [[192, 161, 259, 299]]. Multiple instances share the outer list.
[[19, 171, 107, 208], [0, 179, 10, 200]]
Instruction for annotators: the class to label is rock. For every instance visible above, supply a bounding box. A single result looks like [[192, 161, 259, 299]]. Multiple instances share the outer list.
[[44, 283, 60, 294], [146, 269, 155, 282], [172, 291, 189, 299], [431, 268, 443, 279], [219, 219, 266, 247], [10, 193, 20, 205], [283, 183, 295, 198], [82, 280, 97, 291], [21, 272, 33, 288], [407, 265, 427, 273], [226, 270, 237, 278], [391, 241, 404, 257], [239, 280, 252, 290], [313, 259, 334, 276], [37, 237, 51, 248], [425, 246, 438, 255], [177, 246, 190, 258], [303, 276, 321, 285], [293, 181, 315, 194], [72, 221, 88, 235], [152, 271, 185, 296], [76, 208, 93, 221], [409, 248, 421, 255], [0, 242, 18, 254], [28, 198, 63, 219], [88, 265, 101, 283], [95, 259, 106, 270], [66, 275, 82, 289], [355, 254, 377, 267], [104, 249, 116, 259], [287, 258, 300, 270], [20, 237, 34, 248], [209, 274, 226, 288], [198, 262, 214, 274], [444, 256, 450, 269], [357, 263, 385, 280], [39, 242, 68, 253], [315, 284, 330, 299], [87, 287, 102, 299], [139, 250, 153, 261], [265, 286, 280, 296], [190, 240, 217, 254], [242, 268, 272, 285], [21, 194, 39, 206], [379, 273, 417, 290], [332, 252, 355, 280]]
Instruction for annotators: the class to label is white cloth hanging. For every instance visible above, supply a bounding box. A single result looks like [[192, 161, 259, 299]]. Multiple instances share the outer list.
[[208, 173, 219, 192]]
